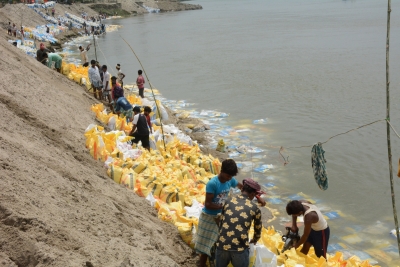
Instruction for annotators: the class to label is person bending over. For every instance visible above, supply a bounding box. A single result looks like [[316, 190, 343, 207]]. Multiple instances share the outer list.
[[286, 200, 330, 258]]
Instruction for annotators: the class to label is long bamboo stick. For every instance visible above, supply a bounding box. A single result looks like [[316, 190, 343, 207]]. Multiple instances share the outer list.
[[120, 36, 167, 151], [385, 0, 400, 255]]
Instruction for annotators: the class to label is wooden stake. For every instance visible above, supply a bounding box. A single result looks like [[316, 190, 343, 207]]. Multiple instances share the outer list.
[[385, 0, 400, 255]]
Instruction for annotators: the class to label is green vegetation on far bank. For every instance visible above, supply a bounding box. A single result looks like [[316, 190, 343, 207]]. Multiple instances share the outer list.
[[89, 3, 131, 17]]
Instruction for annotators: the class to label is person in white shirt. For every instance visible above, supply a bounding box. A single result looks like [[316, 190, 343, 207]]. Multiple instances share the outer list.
[[88, 60, 102, 99], [79, 44, 91, 67], [116, 64, 125, 88], [102, 65, 112, 103]]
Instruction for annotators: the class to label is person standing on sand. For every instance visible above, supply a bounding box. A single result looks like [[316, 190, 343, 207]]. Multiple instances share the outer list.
[[51, 7, 55, 17], [130, 106, 150, 150], [195, 159, 243, 267], [79, 43, 91, 67], [46, 25, 50, 34], [37, 43, 50, 65], [88, 60, 102, 99], [215, 178, 265, 267], [116, 64, 125, 88], [7, 22, 12, 35], [136, 69, 145, 98], [286, 200, 330, 259], [12, 23, 17, 37], [102, 65, 112, 103]]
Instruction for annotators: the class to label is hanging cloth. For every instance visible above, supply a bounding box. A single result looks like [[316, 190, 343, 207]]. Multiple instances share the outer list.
[[311, 142, 328, 190]]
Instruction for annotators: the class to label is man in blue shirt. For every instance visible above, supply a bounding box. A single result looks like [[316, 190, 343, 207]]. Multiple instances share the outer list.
[[195, 159, 243, 267], [114, 91, 133, 122]]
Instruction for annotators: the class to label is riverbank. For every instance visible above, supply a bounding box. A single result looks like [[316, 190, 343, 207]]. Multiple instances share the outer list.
[[0, 22, 202, 267], [88, 0, 202, 16]]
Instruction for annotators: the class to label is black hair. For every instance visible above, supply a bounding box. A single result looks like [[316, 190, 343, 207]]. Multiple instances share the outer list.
[[102, 65, 107, 69], [220, 159, 238, 176], [242, 184, 256, 194], [286, 200, 304, 215], [79, 46, 82, 49], [138, 70, 142, 75], [90, 59, 96, 64], [144, 106, 151, 113], [111, 76, 117, 80]]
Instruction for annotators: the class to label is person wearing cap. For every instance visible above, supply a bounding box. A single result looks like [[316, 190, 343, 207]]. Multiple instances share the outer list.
[[215, 178, 265, 267], [136, 69, 145, 98], [116, 64, 125, 88], [79, 44, 91, 67], [286, 200, 329, 259], [195, 159, 243, 267], [129, 106, 150, 150], [88, 59, 102, 99], [36, 43, 49, 65]]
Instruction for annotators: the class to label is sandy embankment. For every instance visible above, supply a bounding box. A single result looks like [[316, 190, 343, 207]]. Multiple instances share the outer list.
[[0, 4, 200, 267]]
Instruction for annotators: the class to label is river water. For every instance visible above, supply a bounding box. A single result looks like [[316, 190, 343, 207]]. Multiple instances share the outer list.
[[90, 0, 400, 264]]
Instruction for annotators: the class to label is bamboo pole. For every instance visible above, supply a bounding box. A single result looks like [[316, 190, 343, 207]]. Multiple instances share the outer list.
[[120, 36, 167, 151], [385, 0, 400, 255], [92, 32, 98, 62]]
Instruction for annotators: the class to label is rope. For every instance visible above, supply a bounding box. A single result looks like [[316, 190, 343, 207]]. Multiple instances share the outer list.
[[280, 119, 386, 165], [120, 36, 167, 152], [387, 119, 400, 139]]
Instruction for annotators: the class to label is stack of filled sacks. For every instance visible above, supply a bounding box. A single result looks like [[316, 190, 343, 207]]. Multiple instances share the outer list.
[[84, 123, 221, 248], [62, 62, 91, 88], [85, 108, 379, 267]]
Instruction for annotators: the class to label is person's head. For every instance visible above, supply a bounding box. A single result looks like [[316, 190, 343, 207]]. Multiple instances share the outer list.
[[78, 45, 83, 51], [111, 76, 117, 85], [219, 159, 238, 183], [40, 43, 45, 50], [143, 106, 151, 115], [241, 183, 257, 200], [91, 59, 96, 67], [102, 65, 107, 72], [138, 70, 142, 75], [133, 106, 141, 115], [116, 64, 120, 70], [286, 200, 305, 216], [242, 178, 264, 199]]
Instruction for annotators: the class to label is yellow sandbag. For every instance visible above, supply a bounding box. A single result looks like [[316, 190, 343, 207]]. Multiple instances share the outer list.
[[120, 169, 136, 190], [160, 185, 177, 203], [147, 181, 163, 198], [107, 165, 124, 184], [134, 178, 149, 197], [133, 162, 147, 174]]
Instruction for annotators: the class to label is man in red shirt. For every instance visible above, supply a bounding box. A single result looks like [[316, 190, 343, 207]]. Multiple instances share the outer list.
[[136, 69, 145, 98], [143, 106, 153, 134]]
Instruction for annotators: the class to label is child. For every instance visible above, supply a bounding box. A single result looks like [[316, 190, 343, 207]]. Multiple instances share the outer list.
[[143, 106, 153, 134]]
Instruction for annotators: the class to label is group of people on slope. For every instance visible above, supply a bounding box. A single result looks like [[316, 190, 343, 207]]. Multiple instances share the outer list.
[[195, 159, 330, 267], [87, 59, 151, 150], [36, 43, 63, 73]]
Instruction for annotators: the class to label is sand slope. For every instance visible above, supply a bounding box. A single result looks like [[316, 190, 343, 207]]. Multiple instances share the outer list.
[[0, 35, 196, 267]]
